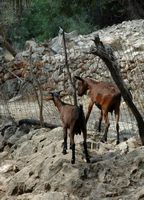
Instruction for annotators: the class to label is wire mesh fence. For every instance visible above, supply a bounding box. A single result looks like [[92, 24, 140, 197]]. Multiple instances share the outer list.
[[0, 41, 144, 137]]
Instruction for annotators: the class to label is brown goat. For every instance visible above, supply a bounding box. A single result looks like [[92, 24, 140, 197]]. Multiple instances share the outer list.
[[45, 91, 90, 164], [75, 76, 121, 144]]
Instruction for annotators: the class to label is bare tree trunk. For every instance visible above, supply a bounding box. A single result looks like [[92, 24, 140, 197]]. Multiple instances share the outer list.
[[90, 36, 144, 145], [0, 25, 17, 57], [62, 28, 77, 106], [3, 40, 16, 57], [26, 0, 31, 8], [121, 0, 144, 19], [29, 47, 44, 127], [19, 0, 23, 16]]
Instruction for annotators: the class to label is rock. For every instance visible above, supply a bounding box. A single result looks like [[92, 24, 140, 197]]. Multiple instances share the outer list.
[[65, 30, 78, 40], [117, 141, 128, 154], [0, 163, 13, 173], [25, 40, 37, 50], [127, 137, 140, 151], [1, 192, 75, 200], [133, 41, 144, 51], [4, 50, 14, 62], [31, 52, 41, 62], [98, 142, 115, 154], [52, 70, 60, 83], [1, 78, 20, 98], [7, 122, 29, 140], [102, 35, 123, 50], [50, 36, 63, 54]]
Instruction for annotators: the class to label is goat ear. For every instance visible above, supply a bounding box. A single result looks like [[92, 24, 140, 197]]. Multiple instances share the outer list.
[[60, 90, 67, 98], [58, 90, 63, 95], [43, 95, 53, 101], [49, 92, 54, 95], [74, 76, 84, 82]]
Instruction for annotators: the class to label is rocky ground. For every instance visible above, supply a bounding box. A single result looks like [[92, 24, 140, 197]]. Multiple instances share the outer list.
[[0, 19, 144, 200], [0, 116, 144, 200]]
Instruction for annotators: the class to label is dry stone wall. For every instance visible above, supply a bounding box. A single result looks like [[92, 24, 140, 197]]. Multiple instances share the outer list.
[[0, 19, 144, 99]]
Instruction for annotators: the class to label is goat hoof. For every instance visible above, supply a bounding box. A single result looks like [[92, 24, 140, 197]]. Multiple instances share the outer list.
[[62, 150, 67, 155], [116, 141, 120, 145], [100, 138, 107, 143], [71, 159, 75, 164], [86, 158, 90, 163]]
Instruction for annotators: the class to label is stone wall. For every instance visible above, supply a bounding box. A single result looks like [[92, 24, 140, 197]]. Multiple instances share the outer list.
[[0, 20, 144, 99]]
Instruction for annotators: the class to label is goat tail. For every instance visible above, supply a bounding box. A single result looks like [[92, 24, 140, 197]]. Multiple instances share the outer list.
[[79, 104, 84, 115], [79, 104, 86, 121], [75, 104, 86, 135], [79, 104, 83, 110]]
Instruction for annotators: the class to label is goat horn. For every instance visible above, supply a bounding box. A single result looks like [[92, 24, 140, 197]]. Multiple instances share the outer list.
[[49, 90, 63, 97], [74, 76, 84, 81], [58, 90, 63, 94]]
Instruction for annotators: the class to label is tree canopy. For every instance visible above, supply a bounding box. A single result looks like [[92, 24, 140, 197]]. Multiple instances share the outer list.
[[0, 0, 144, 47]]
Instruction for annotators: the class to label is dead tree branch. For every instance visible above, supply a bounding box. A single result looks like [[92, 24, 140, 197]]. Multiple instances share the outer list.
[[90, 35, 144, 145], [18, 118, 61, 129]]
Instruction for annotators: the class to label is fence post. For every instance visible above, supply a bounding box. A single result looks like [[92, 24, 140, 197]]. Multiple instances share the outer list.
[[61, 28, 77, 106], [29, 47, 44, 127]]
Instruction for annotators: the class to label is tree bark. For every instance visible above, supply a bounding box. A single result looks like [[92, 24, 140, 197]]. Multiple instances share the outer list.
[[3, 40, 17, 57], [90, 36, 144, 145], [0, 26, 17, 57], [62, 28, 77, 106], [121, 0, 144, 19], [28, 47, 44, 127]]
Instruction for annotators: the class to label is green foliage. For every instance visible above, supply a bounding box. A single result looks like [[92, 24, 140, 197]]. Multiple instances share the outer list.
[[86, 0, 126, 27], [10, 0, 94, 45], [5, 0, 133, 46]]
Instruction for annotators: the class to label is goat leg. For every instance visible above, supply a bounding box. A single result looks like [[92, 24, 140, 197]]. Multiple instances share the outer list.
[[62, 138, 67, 154], [101, 123, 110, 142], [86, 101, 94, 123], [115, 109, 120, 145], [71, 144, 75, 164], [116, 123, 120, 145], [101, 112, 110, 143], [62, 128, 67, 155], [83, 142, 90, 163], [82, 128, 90, 163], [101, 127, 108, 142]]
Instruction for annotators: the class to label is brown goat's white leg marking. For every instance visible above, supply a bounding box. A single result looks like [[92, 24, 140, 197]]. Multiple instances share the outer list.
[[86, 101, 94, 123], [115, 108, 120, 144], [101, 110, 110, 142], [62, 127, 68, 155], [82, 126, 90, 163], [69, 125, 75, 164]]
